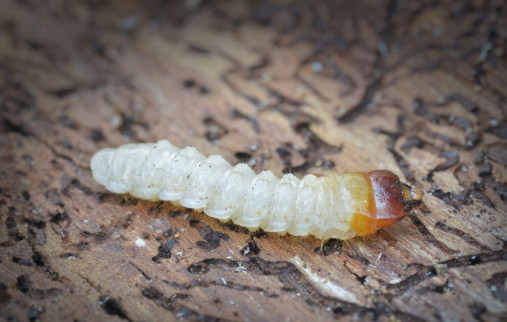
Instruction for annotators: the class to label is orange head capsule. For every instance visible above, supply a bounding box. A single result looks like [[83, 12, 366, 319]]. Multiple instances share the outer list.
[[351, 170, 422, 236]]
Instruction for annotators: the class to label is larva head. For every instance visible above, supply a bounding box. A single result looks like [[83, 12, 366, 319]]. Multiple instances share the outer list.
[[367, 170, 422, 229], [349, 170, 422, 237]]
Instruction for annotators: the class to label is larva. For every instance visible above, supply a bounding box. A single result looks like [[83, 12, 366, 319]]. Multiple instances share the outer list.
[[90, 140, 422, 240]]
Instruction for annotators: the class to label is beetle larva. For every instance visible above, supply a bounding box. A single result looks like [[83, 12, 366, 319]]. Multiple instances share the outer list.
[[90, 140, 422, 240]]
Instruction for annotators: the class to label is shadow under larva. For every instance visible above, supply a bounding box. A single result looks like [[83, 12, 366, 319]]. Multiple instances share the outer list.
[[90, 140, 423, 240]]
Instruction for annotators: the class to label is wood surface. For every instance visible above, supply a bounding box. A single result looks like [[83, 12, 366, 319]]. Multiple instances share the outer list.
[[1, 0, 506, 321]]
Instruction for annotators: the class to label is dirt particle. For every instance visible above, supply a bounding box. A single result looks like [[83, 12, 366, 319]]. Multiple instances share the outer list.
[[435, 151, 459, 172], [90, 128, 106, 142], [99, 296, 129, 320], [183, 79, 195, 88], [468, 255, 481, 265], [199, 86, 210, 95], [195, 224, 229, 250], [315, 239, 343, 256], [241, 241, 261, 256], [187, 262, 210, 274], [157, 239, 177, 258], [469, 302, 486, 320], [477, 163, 492, 177], [22, 190, 30, 201], [276, 147, 292, 158], [401, 135, 424, 152], [235, 152, 253, 163], [16, 275, 34, 294], [6, 215, 18, 236], [187, 44, 210, 54], [12, 257, 33, 266], [142, 286, 164, 300], [3, 119, 31, 136], [0, 282, 10, 305], [50, 211, 71, 225], [168, 210, 184, 218], [204, 117, 228, 142]]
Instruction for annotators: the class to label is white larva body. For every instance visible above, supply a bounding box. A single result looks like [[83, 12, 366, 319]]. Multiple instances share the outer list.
[[91, 140, 365, 240]]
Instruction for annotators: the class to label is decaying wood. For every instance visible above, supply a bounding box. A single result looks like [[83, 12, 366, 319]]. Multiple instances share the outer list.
[[0, 0, 505, 321]]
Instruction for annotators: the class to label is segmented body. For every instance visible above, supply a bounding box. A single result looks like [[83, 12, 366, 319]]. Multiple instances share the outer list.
[[91, 140, 419, 240]]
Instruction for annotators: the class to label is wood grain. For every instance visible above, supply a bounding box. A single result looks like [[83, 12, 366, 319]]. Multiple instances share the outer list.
[[1, 0, 505, 321]]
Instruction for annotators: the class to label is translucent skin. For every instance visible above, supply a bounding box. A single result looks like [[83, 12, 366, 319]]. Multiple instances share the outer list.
[[350, 170, 422, 236]]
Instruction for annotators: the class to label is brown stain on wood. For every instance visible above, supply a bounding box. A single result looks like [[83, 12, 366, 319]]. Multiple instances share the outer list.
[[0, 0, 506, 321]]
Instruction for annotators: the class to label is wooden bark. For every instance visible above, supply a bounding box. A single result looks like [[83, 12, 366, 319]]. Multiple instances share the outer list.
[[1, 0, 506, 321]]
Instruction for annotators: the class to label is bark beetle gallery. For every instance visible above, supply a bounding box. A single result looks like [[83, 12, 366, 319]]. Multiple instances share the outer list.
[[91, 140, 423, 240]]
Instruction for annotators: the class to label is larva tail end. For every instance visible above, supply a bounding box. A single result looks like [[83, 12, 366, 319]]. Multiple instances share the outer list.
[[367, 170, 422, 230], [90, 148, 112, 186]]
